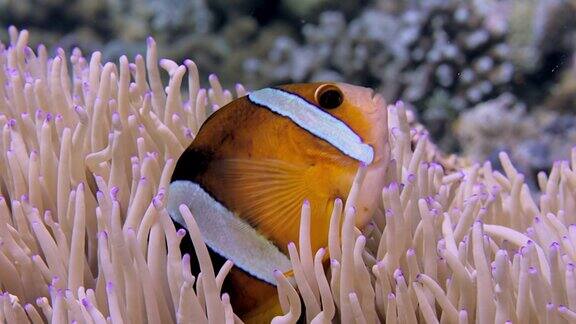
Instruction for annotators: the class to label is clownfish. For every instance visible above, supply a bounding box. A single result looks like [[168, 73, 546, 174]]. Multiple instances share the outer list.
[[167, 82, 388, 322]]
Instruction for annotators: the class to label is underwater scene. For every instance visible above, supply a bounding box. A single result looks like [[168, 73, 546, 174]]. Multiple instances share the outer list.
[[0, 0, 575, 323]]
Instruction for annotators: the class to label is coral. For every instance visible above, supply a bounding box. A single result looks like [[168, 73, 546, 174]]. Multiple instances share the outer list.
[[531, 0, 576, 68], [0, 0, 363, 90], [454, 94, 529, 163], [503, 0, 543, 72], [502, 0, 576, 106], [244, 10, 393, 88], [2, 27, 576, 323], [513, 112, 576, 183], [544, 53, 576, 113], [0, 0, 217, 77], [381, 1, 514, 112], [455, 94, 576, 189], [246, 1, 516, 150]]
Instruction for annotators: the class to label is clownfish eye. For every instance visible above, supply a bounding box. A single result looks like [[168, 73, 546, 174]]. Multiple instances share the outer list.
[[315, 85, 343, 110]]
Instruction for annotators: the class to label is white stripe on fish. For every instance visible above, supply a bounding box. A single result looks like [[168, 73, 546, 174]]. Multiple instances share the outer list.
[[167, 180, 292, 285], [248, 87, 374, 164]]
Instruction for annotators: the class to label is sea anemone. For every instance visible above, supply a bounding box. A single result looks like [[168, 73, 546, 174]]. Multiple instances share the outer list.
[[1, 27, 576, 323]]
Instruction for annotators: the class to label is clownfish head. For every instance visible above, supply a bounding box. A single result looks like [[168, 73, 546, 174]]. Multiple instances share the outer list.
[[247, 82, 389, 227], [265, 82, 388, 164]]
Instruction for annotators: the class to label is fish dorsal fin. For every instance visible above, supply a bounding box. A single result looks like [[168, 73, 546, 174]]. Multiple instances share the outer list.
[[167, 180, 292, 285]]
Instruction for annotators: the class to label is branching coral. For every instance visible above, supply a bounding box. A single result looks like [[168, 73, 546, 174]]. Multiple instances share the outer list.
[[1, 27, 576, 324]]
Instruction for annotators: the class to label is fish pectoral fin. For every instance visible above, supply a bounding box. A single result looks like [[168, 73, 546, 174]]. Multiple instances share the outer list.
[[214, 158, 320, 239], [167, 180, 293, 285]]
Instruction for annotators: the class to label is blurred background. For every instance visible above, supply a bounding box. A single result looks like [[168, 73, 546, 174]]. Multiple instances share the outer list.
[[1, 0, 575, 188]]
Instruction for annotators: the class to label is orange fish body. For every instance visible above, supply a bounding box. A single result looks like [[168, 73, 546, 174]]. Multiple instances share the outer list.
[[169, 82, 388, 322]]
